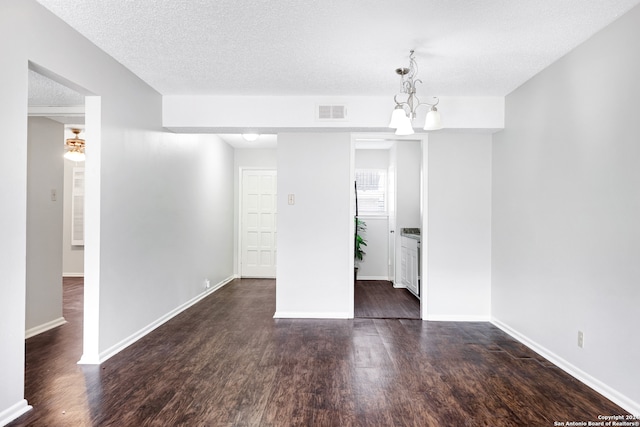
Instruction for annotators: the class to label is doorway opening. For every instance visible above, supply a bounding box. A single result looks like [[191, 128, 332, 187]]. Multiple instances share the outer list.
[[25, 62, 101, 372], [352, 136, 424, 320]]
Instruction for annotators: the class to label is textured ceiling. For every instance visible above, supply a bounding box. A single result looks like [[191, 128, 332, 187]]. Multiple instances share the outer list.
[[34, 0, 640, 98], [28, 69, 84, 106]]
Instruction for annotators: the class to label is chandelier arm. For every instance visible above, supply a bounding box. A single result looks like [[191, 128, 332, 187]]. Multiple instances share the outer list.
[[402, 80, 412, 94], [416, 96, 440, 109], [393, 94, 409, 109]]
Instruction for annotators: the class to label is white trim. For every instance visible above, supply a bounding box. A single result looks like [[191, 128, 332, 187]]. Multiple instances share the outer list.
[[492, 318, 640, 416], [0, 399, 32, 427], [427, 314, 491, 322], [78, 275, 235, 365], [77, 353, 101, 365], [81, 95, 102, 368], [238, 168, 277, 278], [28, 105, 84, 116], [358, 275, 390, 281], [25, 317, 67, 339], [420, 136, 429, 321], [273, 311, 352, 319], [63, 272, 84, 278]]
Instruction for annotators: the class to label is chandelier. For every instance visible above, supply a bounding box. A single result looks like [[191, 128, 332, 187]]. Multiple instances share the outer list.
[[64, 128, 85, 162], [388, 50, 442, 135]]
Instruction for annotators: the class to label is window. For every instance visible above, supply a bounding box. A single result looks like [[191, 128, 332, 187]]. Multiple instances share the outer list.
[[355, 169, 387, 214], [71, 167, 85, 246]]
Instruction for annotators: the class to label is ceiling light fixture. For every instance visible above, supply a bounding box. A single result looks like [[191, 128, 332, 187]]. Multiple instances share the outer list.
[[388, 50, 442, 135], [64, 128, 85, 162], [242, 133, 260, 142]]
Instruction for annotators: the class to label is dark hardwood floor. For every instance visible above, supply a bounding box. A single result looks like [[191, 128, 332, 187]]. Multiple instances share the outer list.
[[10, 277, 628, 426], [354, 280, 420, 319]]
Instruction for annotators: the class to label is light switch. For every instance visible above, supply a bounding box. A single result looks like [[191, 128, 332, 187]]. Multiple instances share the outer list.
[[288, 194, 295, 205], [51, 189, 57, 201]]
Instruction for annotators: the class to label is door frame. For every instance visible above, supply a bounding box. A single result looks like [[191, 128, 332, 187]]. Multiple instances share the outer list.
[[351, 133, 428, 320], [237, 167, 278, 278]]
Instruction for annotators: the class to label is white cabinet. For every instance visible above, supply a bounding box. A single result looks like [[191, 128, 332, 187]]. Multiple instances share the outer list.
[[401, 236, 419, 297]]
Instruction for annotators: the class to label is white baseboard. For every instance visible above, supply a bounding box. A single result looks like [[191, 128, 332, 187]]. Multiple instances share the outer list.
[[491, 318, 640, 416], [393, 283, 406, 289], [77, 353, 101, 365], [63, 272, 84, 278], [426, 314, 491, 322], [358, 276, 390, 281], [273, 311, 352, 319], [25, 317, 67, 339], [0, 399, 32, 427], [79, 275, 235, 365]]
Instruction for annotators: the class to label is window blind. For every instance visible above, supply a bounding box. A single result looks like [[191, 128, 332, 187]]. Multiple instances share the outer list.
[[355, 169, 387, 214], [71, 167, 85, 246]]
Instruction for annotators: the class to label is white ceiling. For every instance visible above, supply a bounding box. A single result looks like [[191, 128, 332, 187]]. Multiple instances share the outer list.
[[28, 69, 85, 106], [28, 69, 85, 125], [34, 0, 640, 98], [29, 0, 640, 147]]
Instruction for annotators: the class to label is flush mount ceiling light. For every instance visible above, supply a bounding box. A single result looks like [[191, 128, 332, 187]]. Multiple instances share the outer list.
[[242, 133, 260, 142], [64, 128, 85, 162], [388, 50, 442, 136]]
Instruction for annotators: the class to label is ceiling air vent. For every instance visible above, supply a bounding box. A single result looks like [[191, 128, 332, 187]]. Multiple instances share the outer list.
[[317, 104, 347, 120]]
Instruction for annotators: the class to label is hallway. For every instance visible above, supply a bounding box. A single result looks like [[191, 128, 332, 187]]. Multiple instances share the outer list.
[[11, 278, 628, 426]]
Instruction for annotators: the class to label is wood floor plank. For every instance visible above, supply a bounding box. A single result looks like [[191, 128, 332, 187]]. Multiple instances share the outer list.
[[9, 277, 631, 427], [354, 280, 420, 319]]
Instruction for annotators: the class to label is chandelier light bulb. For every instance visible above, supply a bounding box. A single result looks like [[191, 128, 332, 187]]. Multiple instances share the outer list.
[[64, 148, 85, 162], [424, 107, 442, 131], [388, 106, 407, 129], [394, 115, 415, 136]]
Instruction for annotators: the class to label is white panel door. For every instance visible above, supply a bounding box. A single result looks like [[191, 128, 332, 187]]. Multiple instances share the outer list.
[[241, 170, 277, 278]]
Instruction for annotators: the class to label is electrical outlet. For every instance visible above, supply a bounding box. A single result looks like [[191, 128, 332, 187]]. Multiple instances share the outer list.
[[205, 279, 210, 289], [577, 331, 584, 348]]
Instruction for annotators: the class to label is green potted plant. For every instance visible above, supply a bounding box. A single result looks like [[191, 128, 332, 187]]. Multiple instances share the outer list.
[[354, 217, 367, 280]]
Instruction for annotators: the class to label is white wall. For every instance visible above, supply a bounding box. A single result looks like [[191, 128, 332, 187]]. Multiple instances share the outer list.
[[425, 133, 492, 321], [355, 217, 389, 280], [395, 141, 422, 227], [355, 148, 389, 169], [0, 3, 30, 420], [0, 2, 235, 423], [97, 131, 234, 355], [164, 95, 505, 133], [26, 117, 64, 336], [275, 133, 352, 318], [492, 4, 640, 413], [233, 147, 278, 275], [355, 149, 390, 280]]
